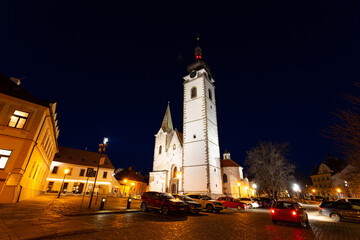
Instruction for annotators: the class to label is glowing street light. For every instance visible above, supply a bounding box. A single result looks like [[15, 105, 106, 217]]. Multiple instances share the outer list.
[[58, 168, 70, 198], [312, 189, 316, 193], [252, 183, 257, 189], [293, 183, 300, 192], [337, 188, 341, 193]]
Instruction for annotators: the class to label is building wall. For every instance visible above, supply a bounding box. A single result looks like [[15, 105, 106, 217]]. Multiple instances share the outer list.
[[222, 166, 249, 198], [0, 93, 58, 203], [45, 161, 116, 195], [117, 179, 148, 198]]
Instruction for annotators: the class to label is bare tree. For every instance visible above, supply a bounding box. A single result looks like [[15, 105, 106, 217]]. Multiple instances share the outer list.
[[324, 84, 360, 167], [245, 141, 295, 199]]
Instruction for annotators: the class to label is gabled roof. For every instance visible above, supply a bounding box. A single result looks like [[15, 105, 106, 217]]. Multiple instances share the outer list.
[[115, 167, 147, 183], [0, 73, 53, 107], [161, 102, 173, 133], [221, 159, 240, 168], [311, 155, 347, 176], [54, 146, 115, 169]]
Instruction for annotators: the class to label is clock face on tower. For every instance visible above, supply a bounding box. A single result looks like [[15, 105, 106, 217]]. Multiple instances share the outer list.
[[190, 71, 197, 78]]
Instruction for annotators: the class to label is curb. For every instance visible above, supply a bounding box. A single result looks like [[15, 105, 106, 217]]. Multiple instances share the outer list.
[[64, 209, 142, 217]]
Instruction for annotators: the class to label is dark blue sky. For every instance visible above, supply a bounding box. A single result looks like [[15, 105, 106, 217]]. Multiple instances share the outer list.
[[1, 1, 359, 176]]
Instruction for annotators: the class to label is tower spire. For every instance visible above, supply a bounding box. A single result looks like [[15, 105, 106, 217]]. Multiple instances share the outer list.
[[194, 35, 202, 60], [161, 102, 174, 133]]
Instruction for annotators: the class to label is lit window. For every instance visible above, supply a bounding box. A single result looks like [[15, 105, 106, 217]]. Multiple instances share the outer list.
[[191, 87, 197, 99], [52, 166, 58, 174], [0, 149, 12, 169], [8, 110, 29, 129]]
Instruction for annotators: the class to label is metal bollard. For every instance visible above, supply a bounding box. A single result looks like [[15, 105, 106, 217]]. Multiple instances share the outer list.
[[100, 198, 106, 210], [127, 197, 131, 209]]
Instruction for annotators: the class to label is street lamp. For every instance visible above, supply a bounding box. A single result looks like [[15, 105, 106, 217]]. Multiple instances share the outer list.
[[89, 137, 108, 208], [58, 168, 70, 198], [237, 182, 241, 198]]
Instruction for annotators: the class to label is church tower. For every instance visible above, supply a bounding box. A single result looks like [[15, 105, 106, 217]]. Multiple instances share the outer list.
[[182, 39, 222, 196]]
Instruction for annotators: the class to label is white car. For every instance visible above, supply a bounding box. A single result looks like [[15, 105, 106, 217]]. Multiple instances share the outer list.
[[239, 198, 259, 209]]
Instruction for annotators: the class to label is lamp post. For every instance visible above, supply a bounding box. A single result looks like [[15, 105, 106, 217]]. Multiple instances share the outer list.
[[58, 168, 70, 198], [89, 137, 108, 208], [237, 182, 241, 198]]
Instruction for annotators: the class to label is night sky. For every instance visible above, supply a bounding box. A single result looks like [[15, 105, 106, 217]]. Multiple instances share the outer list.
[[1, 1, 359, 176]]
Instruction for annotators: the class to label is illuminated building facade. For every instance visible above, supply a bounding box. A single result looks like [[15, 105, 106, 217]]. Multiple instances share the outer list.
[[46, 146, 118, 195], [0, 73, 59, 203], [114, 167, 148, 198]]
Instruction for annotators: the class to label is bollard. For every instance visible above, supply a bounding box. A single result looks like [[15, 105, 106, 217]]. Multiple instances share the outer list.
[[127, 197, 131, 209], [100, 198, 106, 210]]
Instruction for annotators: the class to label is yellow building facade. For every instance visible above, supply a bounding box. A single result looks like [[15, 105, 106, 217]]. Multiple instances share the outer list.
[[0, 74, 59, 203]]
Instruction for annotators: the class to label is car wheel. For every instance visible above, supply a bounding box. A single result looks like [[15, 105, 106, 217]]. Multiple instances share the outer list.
[[140, 202, 148, 212], [206, 204, 214, 213], [237, 205, 242, 211], [330, 213, 341, 222], [215, 209, 220, 213], [272, 220, 277, 224], [248, 204, 253, 209], [161, 205, 169, 216], [299, 217, 308, 228]]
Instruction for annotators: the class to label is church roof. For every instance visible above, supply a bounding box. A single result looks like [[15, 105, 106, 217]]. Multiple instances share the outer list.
[[161, 102, 174, 133], [54, 146, 115, 169], [221, 159, 240, 167]]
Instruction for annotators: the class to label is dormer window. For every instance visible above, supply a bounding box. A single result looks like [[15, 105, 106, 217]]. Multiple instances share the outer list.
[[8, 110, 29, 129], [191, 87, 197, 99]]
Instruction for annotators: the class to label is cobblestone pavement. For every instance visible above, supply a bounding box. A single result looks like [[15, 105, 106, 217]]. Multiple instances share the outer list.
[[49, 204, 360, 240]]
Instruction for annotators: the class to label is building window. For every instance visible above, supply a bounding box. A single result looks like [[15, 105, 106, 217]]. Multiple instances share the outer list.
[[0, 149, 12, 169], [159, 145, 162, 154], [52, 166, 58, 174], [191, 87, 197, 99], [326, 176, 329, 180], [47, 182, 54, 192], [313, 178, 316, 182], [103, 172, 108, 179], [193, 134, 196, 139], [173, 144, 176, 150], [80, 169, 85, 176], [223, 174, 228, 183], [8, 110, 29, 129], [208, 89, 212, 100]]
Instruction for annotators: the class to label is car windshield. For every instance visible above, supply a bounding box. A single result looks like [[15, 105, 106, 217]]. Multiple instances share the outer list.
[[181, 195, 193, 201], [274, 202, 294, 209], [202, 195, 212, 200], [161, 193, 175, 200], [349, 199, 360, 205]]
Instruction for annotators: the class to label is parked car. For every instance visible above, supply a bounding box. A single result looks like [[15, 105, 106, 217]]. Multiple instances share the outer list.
[[336, 198, 360, 206], [172, 194, 203, 214], [186, 194, 224, 213], [270, 201, 309, 228], [217, 197, 247, 210], [257, 197, 274, 208], [319, 201, 360, 222], [238, 197, 259, 209], [140, 191, 185, 215]]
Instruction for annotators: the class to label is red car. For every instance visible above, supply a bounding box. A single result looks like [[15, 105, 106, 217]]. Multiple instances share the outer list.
[[140, 191, 185, 215], [217, 197, 247, 210], [270, 201, 309, 228]]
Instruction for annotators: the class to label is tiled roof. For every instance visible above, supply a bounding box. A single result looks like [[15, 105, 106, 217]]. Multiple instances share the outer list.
[[221, 159, 240, 167], [0, 73, 53, 107], [114, 167, 147, 183], [54, 146, 115, 169]]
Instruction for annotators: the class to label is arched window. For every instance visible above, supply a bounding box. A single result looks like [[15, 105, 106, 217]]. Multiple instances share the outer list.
[[173, 167, 177, 179], [208, 89, 212, 100], [223, 174, 228, 183], [159, 145, 162, 154], [191, 87, 197, 99]]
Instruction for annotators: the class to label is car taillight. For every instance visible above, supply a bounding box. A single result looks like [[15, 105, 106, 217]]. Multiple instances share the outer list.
[[271, 209, 275, 214], [319, 207, 323, 210], [292, 211, 297, 216]]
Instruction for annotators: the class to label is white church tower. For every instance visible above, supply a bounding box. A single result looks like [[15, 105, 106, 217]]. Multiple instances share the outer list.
[[182, 40, 222, 196]]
